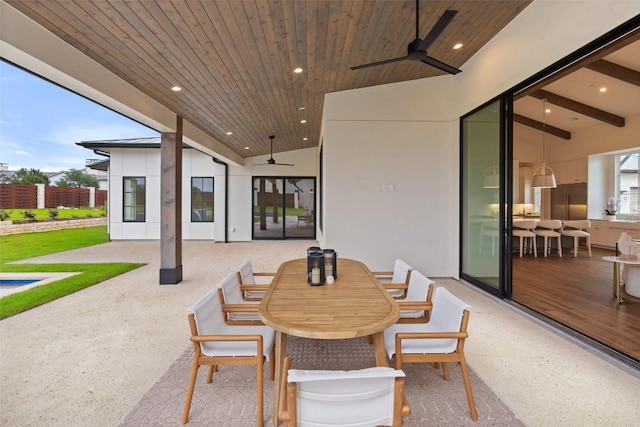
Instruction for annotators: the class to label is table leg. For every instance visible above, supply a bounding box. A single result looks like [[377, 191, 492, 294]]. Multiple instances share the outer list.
[[272, 331, 287, 427], [372, 331, 389, 367], [613, 261, 621, 303]]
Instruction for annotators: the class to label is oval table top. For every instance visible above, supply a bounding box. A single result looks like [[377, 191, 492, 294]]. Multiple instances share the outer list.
[[259, 258, 399, 339]]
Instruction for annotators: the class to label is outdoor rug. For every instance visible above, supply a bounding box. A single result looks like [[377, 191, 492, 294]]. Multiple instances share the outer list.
[[120, 336, 523, 426]]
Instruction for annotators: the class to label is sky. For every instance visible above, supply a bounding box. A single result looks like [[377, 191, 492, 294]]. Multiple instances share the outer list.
[[0, 60, 156, 172]]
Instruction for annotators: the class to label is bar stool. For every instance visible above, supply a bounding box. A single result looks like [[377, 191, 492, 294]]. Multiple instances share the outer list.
[[513, 220, 538, 257], [534, 219, 563, 257]]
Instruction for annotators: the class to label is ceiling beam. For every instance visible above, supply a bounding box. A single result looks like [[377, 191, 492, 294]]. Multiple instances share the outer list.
[[513, 113, 572, 140], [530, 89, 625, 128], [515, 28, 640, 99], [586, 59, 640, 87]]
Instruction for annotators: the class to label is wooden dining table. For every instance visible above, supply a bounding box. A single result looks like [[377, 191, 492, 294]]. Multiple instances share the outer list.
[[258, 257, 400, 426]]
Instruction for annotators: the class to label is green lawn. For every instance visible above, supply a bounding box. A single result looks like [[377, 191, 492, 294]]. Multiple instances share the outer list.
[[0, 226, 143, 319]]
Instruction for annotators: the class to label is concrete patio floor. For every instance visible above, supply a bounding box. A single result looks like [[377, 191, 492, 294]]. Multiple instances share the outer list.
[[0, 240, 639, 426]]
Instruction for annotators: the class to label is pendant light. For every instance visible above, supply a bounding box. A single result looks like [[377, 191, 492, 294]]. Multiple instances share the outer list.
[[532, 99, 557, 188], [483, 165, 499, 188]]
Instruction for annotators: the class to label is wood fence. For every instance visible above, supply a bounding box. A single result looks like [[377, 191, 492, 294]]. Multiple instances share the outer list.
[[0, 184, 107, 209]]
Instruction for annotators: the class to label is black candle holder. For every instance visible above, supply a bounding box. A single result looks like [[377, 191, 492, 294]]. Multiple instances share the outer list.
[[307, 251, 325, 285], [323, 249, 337, 279]]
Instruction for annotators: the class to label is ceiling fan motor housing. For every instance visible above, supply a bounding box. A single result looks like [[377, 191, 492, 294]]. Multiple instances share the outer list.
[[407, 39, 427, 60]]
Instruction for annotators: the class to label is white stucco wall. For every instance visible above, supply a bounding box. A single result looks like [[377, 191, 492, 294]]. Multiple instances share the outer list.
[[108, 148, 220, 240], [322, 76, 457, 276]]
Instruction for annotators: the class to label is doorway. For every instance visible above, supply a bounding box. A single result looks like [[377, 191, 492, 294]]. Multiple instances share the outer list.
[[252, 176, 316, 240]]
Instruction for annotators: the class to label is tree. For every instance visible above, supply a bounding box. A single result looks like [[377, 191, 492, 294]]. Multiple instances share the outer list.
[[9, 168, 50, 185], [57, 169, 101, 188]]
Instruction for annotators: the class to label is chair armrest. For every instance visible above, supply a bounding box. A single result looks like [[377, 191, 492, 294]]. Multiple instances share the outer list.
[[371, 271, 393, 276], [382, 283, 409, 291], [397, 301, 432, 311], [239, 284, 270, 291], [191, 334, 263, 343], [253, 272, 276, 277], [396, 331, 468, 340], [221, 303, 259, 313]]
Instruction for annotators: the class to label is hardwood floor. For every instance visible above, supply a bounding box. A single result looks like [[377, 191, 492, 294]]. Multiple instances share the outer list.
[[512, 246, 640, 362]]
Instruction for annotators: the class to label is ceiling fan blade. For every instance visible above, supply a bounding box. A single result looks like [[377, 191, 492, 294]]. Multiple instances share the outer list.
[[418, 9, 458, 51], [350, 55, 408, 70], [420, 56, 461, 75], [274, 163, 295, 166]]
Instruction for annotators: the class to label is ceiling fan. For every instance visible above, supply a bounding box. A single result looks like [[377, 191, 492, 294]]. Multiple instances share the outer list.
[[253, 135, 294, 166], [350, 0, 461, 75]]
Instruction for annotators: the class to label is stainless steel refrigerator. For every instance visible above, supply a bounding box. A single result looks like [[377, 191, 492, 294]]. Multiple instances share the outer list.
[[550, 183, 588, 220]]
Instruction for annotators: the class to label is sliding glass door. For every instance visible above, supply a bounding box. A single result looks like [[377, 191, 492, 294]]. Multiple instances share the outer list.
[[460, 99, 510, 296], [253, 176, 316, 239]]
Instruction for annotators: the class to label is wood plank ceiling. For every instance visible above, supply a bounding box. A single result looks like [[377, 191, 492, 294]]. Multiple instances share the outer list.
[[5, 0, 532, 158]]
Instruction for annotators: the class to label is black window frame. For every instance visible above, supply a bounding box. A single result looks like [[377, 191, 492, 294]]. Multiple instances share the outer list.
[[123, 176, 146, 222], [191, 176, 214, 222]]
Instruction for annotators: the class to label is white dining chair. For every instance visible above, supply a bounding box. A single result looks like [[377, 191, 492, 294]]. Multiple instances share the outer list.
[[217, 272, 263, 323], [397, 270, 434, 322], [534, 219, 563, 257], [372, 259, 412, 298], [278, 356, 411, 426], [237, 260, 275, 300], [513, 220, 537, 257], [560, 220, 591, 257], [384, 286, 478, 421], [182, 289, 275, 426]]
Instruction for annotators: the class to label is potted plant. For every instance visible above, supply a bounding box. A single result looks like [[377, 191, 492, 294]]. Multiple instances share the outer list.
[[603, 196, 618, 220]]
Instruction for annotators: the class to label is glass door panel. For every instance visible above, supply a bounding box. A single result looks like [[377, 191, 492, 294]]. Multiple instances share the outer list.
[[461, 100, 503, 294], [284, 178, 315, 238], [253, 177, 284, 239], [253, 177, 316, 239]]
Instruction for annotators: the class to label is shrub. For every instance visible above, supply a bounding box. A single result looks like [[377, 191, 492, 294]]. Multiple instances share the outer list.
[[22, 210, 36, 221], [0, 210, 10, 221], [48, 208, 59, 220]]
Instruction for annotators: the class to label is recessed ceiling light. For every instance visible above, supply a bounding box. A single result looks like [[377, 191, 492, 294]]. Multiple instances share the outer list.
[[299, 106, 306, 110], [599, 87, 607, 92], [244, 146, 250, 150], [300, 119, 307, 124], [294, 67, 303, 73], [303, 137, 308, 141], [171, 86, 182, 92], [226, 131, 233, 135], [453, 43, 463, 50], [545, 108, 551, 114]]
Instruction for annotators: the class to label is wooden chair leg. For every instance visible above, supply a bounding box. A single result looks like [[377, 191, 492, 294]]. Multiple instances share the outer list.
[[458, 358, 478, 421], [257, 356, 264, 427], [441, 362, 450, 381], [269, 347, 276, 381], [206, 365, 216, 383], [587, 236, 592, 257], [181, 360, 200, 424]]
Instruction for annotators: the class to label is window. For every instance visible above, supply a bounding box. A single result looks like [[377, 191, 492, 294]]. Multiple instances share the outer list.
[[123, 177, 145, 222], [191, 177, 214, 222], [617, 152, 640, 217]]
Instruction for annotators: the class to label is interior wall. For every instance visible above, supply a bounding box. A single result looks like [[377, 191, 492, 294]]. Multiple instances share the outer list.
[[322, 77, 456, 276]]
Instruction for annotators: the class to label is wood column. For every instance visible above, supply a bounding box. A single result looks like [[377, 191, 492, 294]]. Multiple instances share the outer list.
[[159, 119, 183, 284]]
